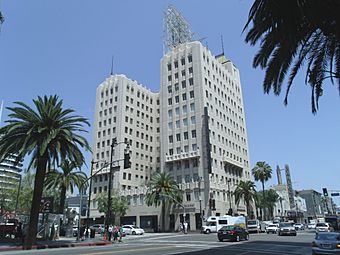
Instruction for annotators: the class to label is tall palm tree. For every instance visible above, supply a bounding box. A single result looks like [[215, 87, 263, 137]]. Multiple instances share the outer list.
[[244, 0, 340, 113], [45, 160, 87, 214], [0, 11, 4, 24], [145, 172, 183, 232], [252, 161, 272, 220], [266, 190, 279, 219], [0, 95, 90, 247], [234, 180, 256, 218]]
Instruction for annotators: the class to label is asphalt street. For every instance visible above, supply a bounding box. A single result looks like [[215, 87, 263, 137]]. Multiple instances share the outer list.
[[3, 230, 316, 255]]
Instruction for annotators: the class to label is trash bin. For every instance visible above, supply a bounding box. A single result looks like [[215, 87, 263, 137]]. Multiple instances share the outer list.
[[90, 229, 96, 238]]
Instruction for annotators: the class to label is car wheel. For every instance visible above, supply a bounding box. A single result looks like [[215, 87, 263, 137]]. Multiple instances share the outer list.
[[132, 231, 136, 235], [206, 229, 211, 234], [278, 232, 281, 236], [266, 232, 269, 234]]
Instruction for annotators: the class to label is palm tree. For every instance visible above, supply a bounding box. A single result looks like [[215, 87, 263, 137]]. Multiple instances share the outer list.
[[0, 95, 90, 247], [145, 172, 183, 232], [0, 11, 4, 24], [45, 160, 87, 214], [264, 190, 279, 219], [234, 180, 256, 218], [252, 161, 272, 220], [244, 0, 340, 113]]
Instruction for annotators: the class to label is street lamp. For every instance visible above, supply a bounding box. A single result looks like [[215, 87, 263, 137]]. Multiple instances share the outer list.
[[197, 177, 203, 230], [227, 179, 233, 215]]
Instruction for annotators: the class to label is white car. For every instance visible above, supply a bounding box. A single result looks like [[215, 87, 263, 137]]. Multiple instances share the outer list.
[[122, 225, 144, 235], [308, 223, 316, 229], [266, 224, 279, 234], [315, 222, 331, 232]]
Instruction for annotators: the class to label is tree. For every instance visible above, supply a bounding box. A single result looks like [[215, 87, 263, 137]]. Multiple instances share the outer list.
[[145, 172, 183, 232], [45, 160, 87, 214], [0, 11, 4, 25], [257, 190, 279, 219], [234, 180, 256, 218], [0, 95, 90, 247], [95, 191, 129, 225], [252, 161, 272, 220], [244, 0, 340, 113]]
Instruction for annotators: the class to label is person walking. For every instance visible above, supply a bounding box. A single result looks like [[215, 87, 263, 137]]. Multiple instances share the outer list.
[[119, 225, 124, 242], [113, 225, 119, 243], [183, 222, 188, 234]]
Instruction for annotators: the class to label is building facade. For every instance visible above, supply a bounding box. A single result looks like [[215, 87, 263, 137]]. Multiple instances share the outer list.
[[298, 189, 323, 219], [89, 40, 251, 231]]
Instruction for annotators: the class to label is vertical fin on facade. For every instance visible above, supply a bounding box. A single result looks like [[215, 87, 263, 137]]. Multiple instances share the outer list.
[[276, 165, 283, 185], [164, 5, 193, 52], [285, 164, 295, 209], [110, 56, 114, 76]]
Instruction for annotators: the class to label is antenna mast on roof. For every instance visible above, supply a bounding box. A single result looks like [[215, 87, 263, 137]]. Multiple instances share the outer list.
[[0, 100, 3, 125], [163, 5, 194, 52], [220, 35, 225, 55]]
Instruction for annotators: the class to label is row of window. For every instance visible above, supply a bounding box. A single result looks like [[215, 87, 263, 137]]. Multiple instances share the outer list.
[[167, 55, 193, 71], [168, 116, 196, 129], [168, 130, 196, 143], [168, 144, 198, 155], [167, 78, 194, 93]]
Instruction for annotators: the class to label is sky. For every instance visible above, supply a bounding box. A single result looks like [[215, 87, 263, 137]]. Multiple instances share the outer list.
[[1, 1, 340, 205]]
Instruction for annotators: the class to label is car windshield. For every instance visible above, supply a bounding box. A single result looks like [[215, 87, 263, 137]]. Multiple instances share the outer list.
[[316, 233, 340, 240], [280, 223, 293, 227], [220, 226, 234, 231], [247, 220, 257, 225], [316, 223, 327, 227], [268, 225, 277, 227]]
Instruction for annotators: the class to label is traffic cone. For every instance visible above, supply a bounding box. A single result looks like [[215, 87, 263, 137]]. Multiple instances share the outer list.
[[104, 232, 107, 240]]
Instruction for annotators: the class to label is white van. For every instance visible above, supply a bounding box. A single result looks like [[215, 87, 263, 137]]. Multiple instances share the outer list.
[[202, 215, 246, 234]]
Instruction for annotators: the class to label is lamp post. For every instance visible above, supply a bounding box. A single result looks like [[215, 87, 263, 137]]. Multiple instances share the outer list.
[[15, 174, 22, 214], [227, 179, 232, 215], [198, 177, 203, 231]]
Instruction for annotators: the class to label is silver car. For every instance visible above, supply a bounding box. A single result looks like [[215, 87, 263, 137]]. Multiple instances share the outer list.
[[278, 222, 297, 236], [312, 232, 340, 255]]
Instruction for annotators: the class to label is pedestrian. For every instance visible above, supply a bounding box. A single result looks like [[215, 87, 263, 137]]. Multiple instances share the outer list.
[[108, 225, 113, 241], [183, 222, 188, 234], [113, 225, 119, 243], [119, 225, 124, 242], [179, 222, 183, 232], [80, 224, 86, 241]]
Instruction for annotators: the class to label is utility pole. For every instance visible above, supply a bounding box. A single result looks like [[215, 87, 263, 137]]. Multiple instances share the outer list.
[[106, 139, 116, 232], [227, 179, 233, 215], [198, 177, 203, 231]]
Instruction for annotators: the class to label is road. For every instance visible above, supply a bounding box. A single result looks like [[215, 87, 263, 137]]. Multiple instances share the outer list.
[[4, 230, 316, 255]]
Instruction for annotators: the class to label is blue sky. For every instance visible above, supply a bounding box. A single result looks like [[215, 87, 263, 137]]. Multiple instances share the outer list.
[[1, 1, 340, 205]]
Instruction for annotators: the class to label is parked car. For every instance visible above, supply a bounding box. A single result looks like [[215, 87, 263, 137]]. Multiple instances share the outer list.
[[266, 224, 279, 234], [312, 232, 340, 255], [90, 224, 104, 234], [217, 226, 249, 242], [308, 223, 316, 229], [294, 223, 305, 230], [316, 222, 332, 233], [122, 225, 144, 235], [278, 222, 297, 236]]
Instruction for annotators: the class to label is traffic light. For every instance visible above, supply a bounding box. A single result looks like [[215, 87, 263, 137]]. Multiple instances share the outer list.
[[209, 198, 212, 209], [323, 188, 329, 197], [123, 153, 131, 169]]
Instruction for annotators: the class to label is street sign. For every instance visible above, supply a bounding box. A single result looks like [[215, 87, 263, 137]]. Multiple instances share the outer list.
[[331, 192, 340, 196]]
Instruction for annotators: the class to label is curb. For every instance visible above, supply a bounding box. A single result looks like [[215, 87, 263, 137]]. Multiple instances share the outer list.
[[0, 241, 112, 252]]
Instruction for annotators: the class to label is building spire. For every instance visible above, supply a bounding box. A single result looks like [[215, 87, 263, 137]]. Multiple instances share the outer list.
[[110, 56, 114, 76], [0, 100, 3, 125], [220, 34, 225, 55]]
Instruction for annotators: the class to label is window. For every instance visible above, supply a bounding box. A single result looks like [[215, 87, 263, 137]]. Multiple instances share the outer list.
[[182, 93, 187, 101], [168, 109, 173, 118], [188, 55, 192, 63], [167, 63, 171, 71], [168, 86, 172, 93], [189, 67, 193, 74], [182, 105, 187, 113], [189, 78, 194, 86], [182, 80, 186, 88], [174, 61, 178, 68], [169, 135, 173, 143], [183, 118, 188, 126], [175, 107, 180, 116], [175, 96, 179, 103], [190, 103, 195, 111], [168, 75, 172, 82], [168, 122, 173, 130], [181, 58, 185, 65], [184, 145, 189, 152], [190, 91, 194, 98], [176, 133, 181, 141], [176, 120, 180, 128], [168, 98, 172, 105], [185, 175, 191, 183], [191, 130, 197, 138], [184, 132, 188, 140], [186, 193, 191, 201]]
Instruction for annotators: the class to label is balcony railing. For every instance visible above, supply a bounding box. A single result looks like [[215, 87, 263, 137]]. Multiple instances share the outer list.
[[165, 149, 200, 162]]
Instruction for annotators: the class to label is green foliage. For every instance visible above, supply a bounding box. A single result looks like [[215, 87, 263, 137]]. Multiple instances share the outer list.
[[45, 160, 87, 213], [256, 190, 279, 218], [244, 0, 340, 113], [145, 172, 183, 207], [252, 161, 272, 186], [234, 180, 256, 217], [95, 191, 129, 224], [0, 11, 4, 24], [0, 95, 90, 246]]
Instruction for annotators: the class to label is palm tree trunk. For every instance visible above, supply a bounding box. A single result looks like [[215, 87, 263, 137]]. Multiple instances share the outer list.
[[262, 181, 266, 221], [59, 186, 67, 214], [25, 156, 48, 248], [161, 201, 165, 232]]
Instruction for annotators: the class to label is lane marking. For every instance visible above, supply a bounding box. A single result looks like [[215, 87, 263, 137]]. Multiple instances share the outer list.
[[85, 245, 189, 255]]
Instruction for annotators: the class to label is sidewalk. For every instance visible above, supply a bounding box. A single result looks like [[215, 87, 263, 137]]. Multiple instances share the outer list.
[[0, 235, 112, 252]]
